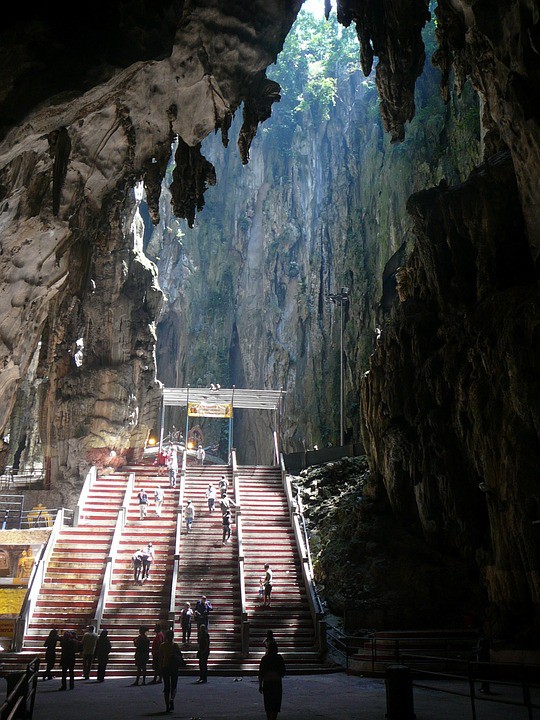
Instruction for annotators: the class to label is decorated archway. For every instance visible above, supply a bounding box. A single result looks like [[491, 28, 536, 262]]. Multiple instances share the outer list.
[[158, 386, 285, 464]]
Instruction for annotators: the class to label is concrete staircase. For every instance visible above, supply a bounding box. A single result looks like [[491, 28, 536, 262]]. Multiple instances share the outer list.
[[239, 465, 324, 672], [21, 458, 330, 677], [174, 464, 243, 672], [22, 472, 128, 658], [98, 473, 179, 677]]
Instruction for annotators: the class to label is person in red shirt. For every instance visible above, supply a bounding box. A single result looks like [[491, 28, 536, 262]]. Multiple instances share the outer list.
[[150, 622, 165, 684]]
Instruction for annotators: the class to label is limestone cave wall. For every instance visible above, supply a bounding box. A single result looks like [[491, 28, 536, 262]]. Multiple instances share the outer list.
[[0, 0, 302, 499], [0, 0, 538, 628], [361, 152, 540, 628]]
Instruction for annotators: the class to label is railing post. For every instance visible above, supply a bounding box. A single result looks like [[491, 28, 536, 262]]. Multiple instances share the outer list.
[[241, 612, 250, 658], [317, 615, 328, 653]]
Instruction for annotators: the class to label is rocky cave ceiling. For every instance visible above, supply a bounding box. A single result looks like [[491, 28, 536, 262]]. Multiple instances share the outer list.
[[0, 0, 539, 512]]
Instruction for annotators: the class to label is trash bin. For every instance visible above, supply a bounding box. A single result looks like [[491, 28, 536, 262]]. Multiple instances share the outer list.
[[385, 664, 416, 719]]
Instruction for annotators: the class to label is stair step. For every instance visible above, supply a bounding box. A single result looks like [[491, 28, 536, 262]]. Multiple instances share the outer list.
[[22, 461, 322, 674]]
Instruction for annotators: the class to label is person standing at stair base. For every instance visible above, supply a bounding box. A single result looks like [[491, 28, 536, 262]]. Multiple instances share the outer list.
[[258, 639, 286, 720], [196, 624, 210, 684], [59, 630, 78, 691], [43, 628, 60, 680], [81, 625, 98, 680], [94, 629, 112, 682], [150, 622, 165, 684], [160, 629, 185, 711], [132, 626, 150, 685]]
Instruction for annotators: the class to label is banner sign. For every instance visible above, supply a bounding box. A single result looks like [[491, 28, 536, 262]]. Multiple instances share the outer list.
[[188, 402, 233, 419]]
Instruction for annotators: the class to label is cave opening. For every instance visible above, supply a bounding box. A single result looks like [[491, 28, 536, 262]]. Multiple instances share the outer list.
[[0, 0, 538, 659]]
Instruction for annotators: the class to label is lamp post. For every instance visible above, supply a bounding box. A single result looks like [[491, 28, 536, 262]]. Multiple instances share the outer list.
[[327, 287, 349, 446]]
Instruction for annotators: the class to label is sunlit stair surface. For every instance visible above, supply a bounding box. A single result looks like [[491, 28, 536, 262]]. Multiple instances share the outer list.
[[21, 460, 332, 676], [22, 472, 129, 661], [96, 471, 178, 677], [174, 465, 243, 673], [239, 466, 328, 673]]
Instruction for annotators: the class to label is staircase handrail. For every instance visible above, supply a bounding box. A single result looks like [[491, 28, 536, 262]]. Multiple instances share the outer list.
[[93, 472, 135, 629], [168, 451, 187, 629], [232, 450, 249, 656], [272, 430, 280, 466], [281, 454, 327, 652], [13, 508, 66, 651], [73, 465, 97, 526], [0, 655, 40, 720]]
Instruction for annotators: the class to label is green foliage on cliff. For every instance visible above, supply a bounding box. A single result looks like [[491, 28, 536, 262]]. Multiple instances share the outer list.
[[268, 11, 359, 138]]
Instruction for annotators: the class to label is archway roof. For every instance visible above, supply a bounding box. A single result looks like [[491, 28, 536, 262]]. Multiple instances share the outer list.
[[162, 387, 285, 411]]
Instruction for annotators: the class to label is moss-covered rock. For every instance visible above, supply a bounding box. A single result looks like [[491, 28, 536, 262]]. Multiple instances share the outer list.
[[295, 457, 484, 631]]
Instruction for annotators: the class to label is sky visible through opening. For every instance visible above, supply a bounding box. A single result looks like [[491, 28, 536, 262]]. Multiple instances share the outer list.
[[302, 0, 326, 15]]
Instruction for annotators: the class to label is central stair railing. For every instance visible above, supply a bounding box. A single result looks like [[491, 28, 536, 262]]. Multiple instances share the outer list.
[[94, 471, 135, 629], [169, 450, 187, 630], [73, 465, 97, 526], [232, 450, 250, 656], [281, 454, 327, 653]]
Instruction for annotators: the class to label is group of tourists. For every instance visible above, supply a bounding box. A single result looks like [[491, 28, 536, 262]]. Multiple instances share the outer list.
[[179, 595, 213, 645], [43, 616, 286, 719], [182, 475, 237, 544], [42, 625, 111, 689], [152, 440, 206, 482], [128, 606, 285, 718]]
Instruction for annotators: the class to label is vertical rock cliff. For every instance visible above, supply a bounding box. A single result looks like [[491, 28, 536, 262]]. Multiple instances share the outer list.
[[150, 12, 481, 464], [360, 1, 540, 630]]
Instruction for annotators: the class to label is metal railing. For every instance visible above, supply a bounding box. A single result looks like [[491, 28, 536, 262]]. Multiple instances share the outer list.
[[0, 655, 40, 720], [281, 455, 326, 652], [13, 508, 68, 651], [231, 450, 249, 657], [404, 653, 540, 720], [325, 623, 359, 672], [361, 633, 479, 674], [272, 430, 280, 467], [168, 450, 187, 631], [0, 468, 45, 491], [73, 465, 97, 526], [0, 503, 72, 530], [0, 496, 24, 530], [93, 472, 135, 629]]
